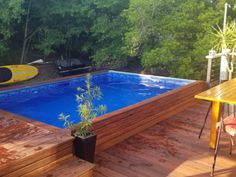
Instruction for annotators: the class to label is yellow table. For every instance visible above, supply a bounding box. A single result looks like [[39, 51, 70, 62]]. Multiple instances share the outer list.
[[195, 78, 236, 149]]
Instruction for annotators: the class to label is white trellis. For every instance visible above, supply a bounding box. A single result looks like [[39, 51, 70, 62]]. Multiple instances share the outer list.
[[206, 49, 236, 83]]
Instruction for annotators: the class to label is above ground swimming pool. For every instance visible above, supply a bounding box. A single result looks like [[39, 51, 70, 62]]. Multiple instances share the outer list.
[[0, 71, 193, 128]]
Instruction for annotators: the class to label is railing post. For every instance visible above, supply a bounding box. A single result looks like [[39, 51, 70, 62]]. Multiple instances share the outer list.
[[206, 58, 212, 84], [219, 48, 230, 82], [206, 49, 216, 84]]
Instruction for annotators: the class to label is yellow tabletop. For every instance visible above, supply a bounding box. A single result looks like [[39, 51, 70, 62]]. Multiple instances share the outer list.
[[195, 78, 236, 104], [195, 78, 236, 149]]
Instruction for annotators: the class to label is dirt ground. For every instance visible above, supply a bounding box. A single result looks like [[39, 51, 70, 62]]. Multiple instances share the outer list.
[[0, 63, 144, 88], [0, 63, 59, 88]]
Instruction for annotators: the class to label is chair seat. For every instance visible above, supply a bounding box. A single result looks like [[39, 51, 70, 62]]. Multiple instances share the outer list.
[[218, 115, 236, 136]]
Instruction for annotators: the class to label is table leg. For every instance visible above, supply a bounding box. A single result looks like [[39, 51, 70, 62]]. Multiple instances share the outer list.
[[210, 101, 221, 149]]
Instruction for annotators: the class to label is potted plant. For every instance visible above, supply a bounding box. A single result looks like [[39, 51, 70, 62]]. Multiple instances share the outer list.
[[212, 21, 236, 51], [211, 21, 236, 81], [59, 73, 106, 163]]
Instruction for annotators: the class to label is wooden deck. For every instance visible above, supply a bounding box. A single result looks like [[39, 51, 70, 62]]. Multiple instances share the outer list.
[[0, 109, 95, 177], [94, 102, 236, 177], [0, 110, 74, 176], [0, 71, 208, 176]]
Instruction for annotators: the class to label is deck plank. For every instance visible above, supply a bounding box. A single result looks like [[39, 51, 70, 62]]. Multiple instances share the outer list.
[[0, 110, 73, 176], [35, 157, 95, 177], [94, 102, 236, 177]]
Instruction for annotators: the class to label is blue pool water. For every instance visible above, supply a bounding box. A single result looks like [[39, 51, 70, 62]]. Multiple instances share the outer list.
[[0, 71, 193, 128]]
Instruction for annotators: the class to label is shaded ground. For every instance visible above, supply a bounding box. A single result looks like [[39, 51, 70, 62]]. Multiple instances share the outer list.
[[0, 63, 59, 88], [23, 63, 60, 83], [0, 62, 144, 88]]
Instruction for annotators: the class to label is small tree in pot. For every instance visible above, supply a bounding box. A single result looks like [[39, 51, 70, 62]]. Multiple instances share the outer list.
[[59, 74, 106, 163], [211, 21, 236, 81]]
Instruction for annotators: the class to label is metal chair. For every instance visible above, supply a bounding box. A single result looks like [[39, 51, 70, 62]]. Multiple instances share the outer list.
[[211, 104, 236, 176]]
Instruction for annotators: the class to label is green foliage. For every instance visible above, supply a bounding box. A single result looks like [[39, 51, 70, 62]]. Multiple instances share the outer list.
[[123, 0, 236, 79], [1, 0, 236, 80], [14, 0, 129, 67], [0, 0, 24, 55], [212, 21, 236, 51], [90, 0, 129, 68], [29, 0, 90, 56], [59, 74, 106, 137]]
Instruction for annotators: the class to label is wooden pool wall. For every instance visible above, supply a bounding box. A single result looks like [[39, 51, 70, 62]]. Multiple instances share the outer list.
[[92, 80, 208, 153], [0, 71, 208, 154]]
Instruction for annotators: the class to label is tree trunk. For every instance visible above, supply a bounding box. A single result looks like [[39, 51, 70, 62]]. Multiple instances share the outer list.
[[20, 0, 32, 64]]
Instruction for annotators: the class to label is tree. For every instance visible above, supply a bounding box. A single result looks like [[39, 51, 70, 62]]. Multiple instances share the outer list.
[[1, 0, 236, 79], [90, 0, 129, 69], [20, 0, 31, 64], [32, 0, 129, 68], [123, 0, 236, 79], [0, 0, 24, 61]]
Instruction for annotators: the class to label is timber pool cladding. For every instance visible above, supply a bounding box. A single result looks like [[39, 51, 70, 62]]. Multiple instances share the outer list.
[[0, 110, 74, 177], [92, 80, 208, 153], [0, 70, 208, 154], [0, 71, 108, 175]]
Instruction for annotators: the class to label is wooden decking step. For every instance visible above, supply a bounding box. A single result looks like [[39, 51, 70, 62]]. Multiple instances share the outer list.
[[38, 157, 95, 177], [0, 111, 74, 177]]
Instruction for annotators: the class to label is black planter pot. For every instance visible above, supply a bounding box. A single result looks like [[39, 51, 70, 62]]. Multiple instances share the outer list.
[[73, 133, 97, 163]]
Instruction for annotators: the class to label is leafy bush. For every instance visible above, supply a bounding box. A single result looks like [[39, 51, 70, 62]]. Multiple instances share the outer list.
[[59, 74, 106, 137], [212, 21, 236, 51]]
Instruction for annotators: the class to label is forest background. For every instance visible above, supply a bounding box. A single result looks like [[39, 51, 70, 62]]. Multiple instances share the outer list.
[[1, 0, 236, 79]]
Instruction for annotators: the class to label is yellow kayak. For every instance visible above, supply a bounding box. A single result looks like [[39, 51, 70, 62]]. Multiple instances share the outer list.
[[0, 65, 38, 85]]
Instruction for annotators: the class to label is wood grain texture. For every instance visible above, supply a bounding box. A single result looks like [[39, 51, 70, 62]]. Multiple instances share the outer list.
[[195, 78, 236, 104], [93, 81, 208, 153], [195, 79, 236, 148], [0, 72, 207, 176], [210, 101, 221, 149], [37, 157, 95, 177], [0, 111, 73, 177], [94, 102, 236, 177], [0, 71, 107, 176]]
